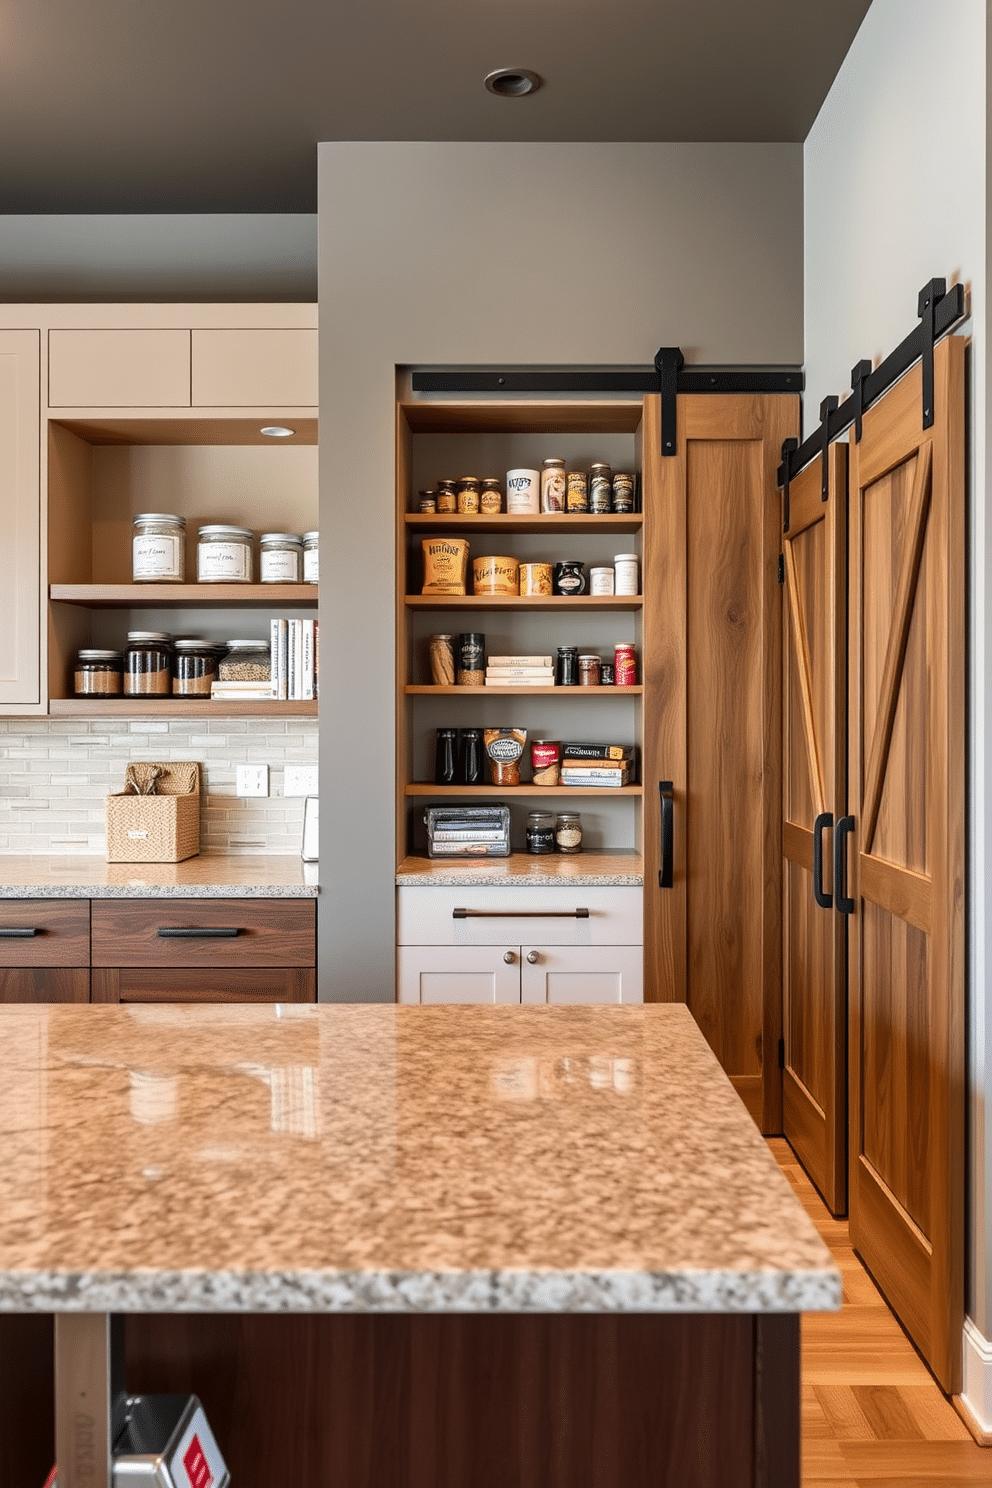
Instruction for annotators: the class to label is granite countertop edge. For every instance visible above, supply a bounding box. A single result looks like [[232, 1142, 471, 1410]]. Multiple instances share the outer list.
[[396, 873, 644, 887], [0, 1267, 842, 1315], [0, 883, 319, 899]]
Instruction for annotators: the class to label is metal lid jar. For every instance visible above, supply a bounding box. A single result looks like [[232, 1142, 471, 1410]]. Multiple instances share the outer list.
[[74, 649, 123, 697], [555, 812, 583, 854], [123, 632, 173, 697], [132, 513, 186, 582], [302, 530, 319, 583], [172, 639, 218, 698], [217, 639, 271, 682], [196, 525, 254, 583], [259, 532, 303, 584]]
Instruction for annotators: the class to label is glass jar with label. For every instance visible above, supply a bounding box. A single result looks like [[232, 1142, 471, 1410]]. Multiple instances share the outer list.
[[74, 649, 123, 697], [172, 639, 218, 698], [614, 553, 640, 595], [541, 458, 567, 513], [526, 811, 556, 855], [217, 640, 271, 682], [589, 463, 613, 513], [197, 525, 254, 583], [436, 480, 458, 514], [555, 812, 583, 854], [302, 531, 319, 583], [480, 479, 503, 514], [123, 633, 173, 697], [457, 477, 481, 515], [578, 653, 601, 686], [259, 532, 303, 583], [132, 513, 186, 582]]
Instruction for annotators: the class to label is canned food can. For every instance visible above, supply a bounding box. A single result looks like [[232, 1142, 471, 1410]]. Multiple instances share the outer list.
[[614, 643, 637, 686], [531, 740, 561, 787], [519, 562, 553, 596], [566, 471, 589, 512], [612, 473, 636, 513], [589, 463, 613, 513]]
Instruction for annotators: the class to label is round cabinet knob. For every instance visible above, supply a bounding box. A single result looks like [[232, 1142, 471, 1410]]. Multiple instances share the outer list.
[[526, 950, 540, 964], [503, 950, 516, 964]]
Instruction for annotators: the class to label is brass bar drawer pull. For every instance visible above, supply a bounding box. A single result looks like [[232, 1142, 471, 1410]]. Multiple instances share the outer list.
[[0, 927, 39, 937], [452, 907, 590, 919], [156, 927, 242, 939]]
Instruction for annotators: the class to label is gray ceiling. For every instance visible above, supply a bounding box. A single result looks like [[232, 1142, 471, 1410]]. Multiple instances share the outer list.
[[1, 0, 873, 213]]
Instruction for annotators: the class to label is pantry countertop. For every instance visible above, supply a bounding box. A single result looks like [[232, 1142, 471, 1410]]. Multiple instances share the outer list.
[[396, 851, 643, 887], [0, 1002, 839, 1315], [0, 854, 318, 898]]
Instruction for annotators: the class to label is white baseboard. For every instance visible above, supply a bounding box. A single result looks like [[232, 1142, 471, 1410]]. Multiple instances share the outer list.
[[955, 1317, 992, 1445]]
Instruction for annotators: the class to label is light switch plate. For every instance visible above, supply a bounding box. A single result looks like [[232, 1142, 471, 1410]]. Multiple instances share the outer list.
[[284, 764, 319, 797], [237, 764, 269, 797]]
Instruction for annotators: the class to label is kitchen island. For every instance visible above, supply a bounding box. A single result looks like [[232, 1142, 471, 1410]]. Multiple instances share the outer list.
[[0, 1002, 839, 1487]]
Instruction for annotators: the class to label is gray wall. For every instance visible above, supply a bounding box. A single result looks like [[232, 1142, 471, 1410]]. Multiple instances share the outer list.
[[317, 140, 804, 1001], [0, 216, 317, 301], [804, 0, 989, 1354]]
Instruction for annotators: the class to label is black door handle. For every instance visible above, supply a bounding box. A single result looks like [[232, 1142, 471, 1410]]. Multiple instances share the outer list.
[[0, 927, 39, 937], [833, 816, 855, 915], [156, 927, 242, 939], [812, 812, 834, 910], [659, 781, 674, 889]]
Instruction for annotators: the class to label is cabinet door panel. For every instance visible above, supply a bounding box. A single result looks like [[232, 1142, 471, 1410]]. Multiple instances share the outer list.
[[48, 329, 190, 407], [0, 967, 89, 1002], [191, 329, 318, 407], [520, 945, 643, 1004], [397, 946, 521, 1004], [93, 967, 314, 1003], [0, 330, 41, 706]]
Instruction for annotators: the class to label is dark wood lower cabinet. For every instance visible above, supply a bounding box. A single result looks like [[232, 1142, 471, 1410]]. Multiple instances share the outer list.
[[0, 967, 89, 1002], [0, 1315, 53, 1488], [92, 966, 315, 1002], [124, 1311, 799, 1488]]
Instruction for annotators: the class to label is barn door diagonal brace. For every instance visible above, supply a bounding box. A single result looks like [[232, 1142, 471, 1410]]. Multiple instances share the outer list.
[[654, 347, 685, 457]]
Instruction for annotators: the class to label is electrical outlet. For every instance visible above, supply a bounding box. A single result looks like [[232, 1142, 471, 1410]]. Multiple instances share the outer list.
[[236, 764, 269, 797], [284, 764, 319, 797]]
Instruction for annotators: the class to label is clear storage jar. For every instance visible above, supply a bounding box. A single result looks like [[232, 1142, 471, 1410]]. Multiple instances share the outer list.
[[123, 633, 173, 697], [259, 532, 303, 583], [217, 639, 271, 682], [302, 531, 319, 583], [74, 649, 123, 697], [172, 639, 217, 698], [197, 525, 254, 583], [132, 513, 186, 582]]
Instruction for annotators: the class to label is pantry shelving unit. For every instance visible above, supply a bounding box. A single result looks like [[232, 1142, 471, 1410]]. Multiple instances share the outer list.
[[396, 386, 646, 866]]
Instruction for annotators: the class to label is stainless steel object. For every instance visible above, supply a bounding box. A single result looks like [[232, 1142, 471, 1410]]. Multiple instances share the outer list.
[[503, 950, 516, 963], [526, 950, 540, 964]]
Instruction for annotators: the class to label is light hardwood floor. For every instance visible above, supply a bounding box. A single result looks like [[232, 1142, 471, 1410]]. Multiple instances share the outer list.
[[769, 1138, 989, 1485]]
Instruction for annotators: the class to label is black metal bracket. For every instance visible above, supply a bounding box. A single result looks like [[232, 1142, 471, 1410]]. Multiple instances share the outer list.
[[412, 365, 803, 396], [655, 347, 685, 458], [918, 277, 946, 430], [820, 396, 838, 500], [851, 359, 872, 443], [780, 437, 798, 533]]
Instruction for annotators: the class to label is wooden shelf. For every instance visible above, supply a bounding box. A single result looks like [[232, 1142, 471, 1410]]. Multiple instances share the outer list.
[[405, 784, 642, 798], [49, 699, 317, 718], [405, 685, 642, 696], [399, 398, 644, 435], [405, 513, 642, 535], [405, 595, 641, 612], [50, 584, 318, 608]]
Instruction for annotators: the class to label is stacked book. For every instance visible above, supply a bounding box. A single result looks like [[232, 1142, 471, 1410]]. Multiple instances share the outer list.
[[270, 618, 319, 701], [425, 803, 511, 858], [560, 742, 636, 789], [485, 654, 554, 687]]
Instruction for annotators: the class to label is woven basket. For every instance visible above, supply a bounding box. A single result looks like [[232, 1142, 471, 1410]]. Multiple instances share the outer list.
[[106, 762, 201, 863]]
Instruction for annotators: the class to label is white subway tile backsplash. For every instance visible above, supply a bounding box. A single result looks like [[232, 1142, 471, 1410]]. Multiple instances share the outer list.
[[0, 719, 316, 856]]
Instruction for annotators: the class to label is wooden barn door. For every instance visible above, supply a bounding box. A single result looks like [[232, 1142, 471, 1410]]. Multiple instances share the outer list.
[[781, 445, 848, 1215], [643, 392, 799, 1134], [847, 335, 965, 1392]]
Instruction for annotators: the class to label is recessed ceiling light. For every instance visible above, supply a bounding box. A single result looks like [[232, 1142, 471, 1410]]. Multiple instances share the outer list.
[[260, 425, 294, 437], [484, 68, 542, 98]]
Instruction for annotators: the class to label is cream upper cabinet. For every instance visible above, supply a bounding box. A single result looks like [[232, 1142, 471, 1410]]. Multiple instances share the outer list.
[[48, 329, 191, 407], [0, 331, 41, 707], [191, 329, 318, 407]]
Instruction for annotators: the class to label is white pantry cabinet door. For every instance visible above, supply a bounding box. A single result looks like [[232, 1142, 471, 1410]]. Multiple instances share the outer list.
[[397, 945, 521, 1004], [520, 945, 643, 1004], [48, 329, 191, 407], [0, 332, 40, 706]]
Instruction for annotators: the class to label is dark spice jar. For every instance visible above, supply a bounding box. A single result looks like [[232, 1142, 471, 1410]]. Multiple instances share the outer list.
[[553, 560, 587, 596], [458, 728, 484, 786], [434, 728, 458, 785], [457, 633, 486, 686], [526, 811, 556, 855], [556, 646, 578, 686]]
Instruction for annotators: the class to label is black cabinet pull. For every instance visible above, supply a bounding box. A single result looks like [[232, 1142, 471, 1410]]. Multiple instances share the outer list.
[[453, 907, 589, 919], [0, 927, 39, 938], [659, 781, 674, 889], [812, 812, 834, 910], [833, 816, 855, 916], [156, 927, 242, 939]]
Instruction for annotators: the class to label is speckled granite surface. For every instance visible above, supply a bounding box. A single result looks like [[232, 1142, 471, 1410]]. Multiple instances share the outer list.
[[0, 1003, 839, 1315], [396, 852, 643, 887], [0, 854, 318, 897]]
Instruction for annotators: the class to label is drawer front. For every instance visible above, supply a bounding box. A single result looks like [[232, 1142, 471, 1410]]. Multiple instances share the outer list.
[[0, 968, 90, 1003], [0, 901, 89, 966], [397, 885, 642, 947], [93, 968, 315, 1004], [91, 899, 315, 968], [191, 329, 318, 407], [49, 329, 191, 407]]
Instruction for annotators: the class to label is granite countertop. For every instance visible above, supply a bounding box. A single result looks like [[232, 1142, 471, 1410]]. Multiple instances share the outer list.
[[396, 852, 643, 887], [0, 1003, 839, 1316], [0, 854, 319, 898]]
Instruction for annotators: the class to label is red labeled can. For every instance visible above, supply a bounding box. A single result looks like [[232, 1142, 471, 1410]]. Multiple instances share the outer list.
[[614, 643, 637, 686], [531, 739, 561, 787]]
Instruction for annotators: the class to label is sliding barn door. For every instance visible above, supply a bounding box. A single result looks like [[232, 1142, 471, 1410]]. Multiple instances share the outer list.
[[643, 392, 799, 1134], [781, 446, 848, 1214], [847, 335, 965, 1392]]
